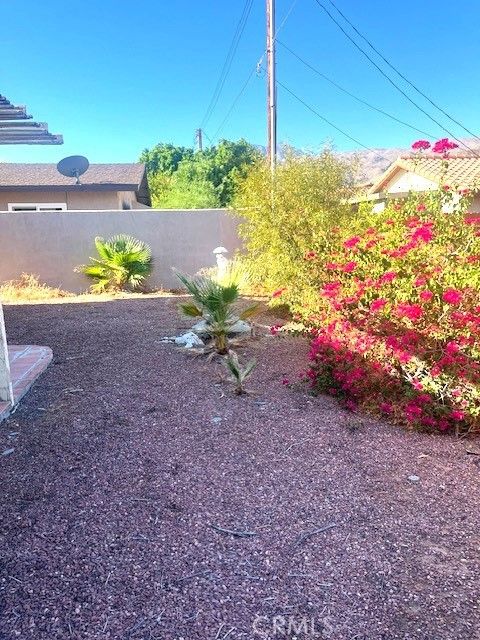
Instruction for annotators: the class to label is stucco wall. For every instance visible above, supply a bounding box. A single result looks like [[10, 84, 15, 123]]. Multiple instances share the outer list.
[[0, 209, 242, 292], [385, 170, 438, 194], [0, 190, 140, 210]]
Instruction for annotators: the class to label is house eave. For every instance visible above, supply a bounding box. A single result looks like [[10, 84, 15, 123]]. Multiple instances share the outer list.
[[0, 183, 139, 192]]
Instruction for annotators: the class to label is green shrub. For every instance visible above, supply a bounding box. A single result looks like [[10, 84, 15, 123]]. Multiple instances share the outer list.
[[176, 272, 258, 354], [78, 235, 153, 293], [236, 141, 480, 434], [233, 149, 358, 298]]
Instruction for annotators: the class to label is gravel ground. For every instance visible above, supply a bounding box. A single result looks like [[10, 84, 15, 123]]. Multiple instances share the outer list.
[[1, 297, 479, 640]]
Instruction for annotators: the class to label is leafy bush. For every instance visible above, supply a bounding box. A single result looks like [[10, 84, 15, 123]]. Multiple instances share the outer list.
[[78, 235, 152, 293], [233, 149, 358, 298], [238, 142, 480, 434], [307, 194, 480, 433], [176, 272, 258, 354]]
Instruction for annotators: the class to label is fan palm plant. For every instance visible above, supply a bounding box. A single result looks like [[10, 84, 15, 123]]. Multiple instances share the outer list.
[[223, 351, 256, 395], [78, 235, 153, 293], [176, 271, 258, 354]]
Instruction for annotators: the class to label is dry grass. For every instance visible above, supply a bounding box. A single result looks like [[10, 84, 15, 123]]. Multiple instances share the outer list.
[[0, 273, 185, 305], [0, 274, 73, 302]]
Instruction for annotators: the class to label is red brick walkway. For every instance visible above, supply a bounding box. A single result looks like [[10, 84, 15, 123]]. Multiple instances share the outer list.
[[0, 345, 52, 422]]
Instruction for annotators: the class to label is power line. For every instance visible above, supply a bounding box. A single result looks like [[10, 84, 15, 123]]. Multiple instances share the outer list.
[[277, 40, 438, 140], [210, 0, 298, 144], [326, 0, 480, 142], [277, 79, 393, 163], [311, 0, 479, 156], [211, 67, 257, 142], [199, 0, 254, 130]]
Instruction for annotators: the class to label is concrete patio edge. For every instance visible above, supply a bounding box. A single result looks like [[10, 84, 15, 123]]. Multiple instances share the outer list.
[[0, 345, 53, 423]]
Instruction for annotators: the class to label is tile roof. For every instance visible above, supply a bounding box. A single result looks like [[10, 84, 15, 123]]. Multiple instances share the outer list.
[[0, 163, 146, 188], [370, 155, 480, 194]]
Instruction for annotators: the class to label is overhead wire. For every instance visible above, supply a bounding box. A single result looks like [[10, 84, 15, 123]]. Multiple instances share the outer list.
[[199, 0, 254, 131], [325, 0, 480, 142], [277, 39, 438, 139], [211, 0, 298, 143], [277, 79, 393, 163], [311, 0, 479, 156]]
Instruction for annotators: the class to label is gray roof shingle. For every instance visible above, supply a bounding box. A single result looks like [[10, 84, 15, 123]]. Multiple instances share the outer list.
[[0, 163, 146, 188]]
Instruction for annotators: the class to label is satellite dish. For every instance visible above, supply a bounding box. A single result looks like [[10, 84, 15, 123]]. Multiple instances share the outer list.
[[57, 155, 89, 184]]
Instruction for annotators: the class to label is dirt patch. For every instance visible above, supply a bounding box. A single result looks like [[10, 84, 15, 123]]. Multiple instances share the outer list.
[[0, 297, 479, 639]]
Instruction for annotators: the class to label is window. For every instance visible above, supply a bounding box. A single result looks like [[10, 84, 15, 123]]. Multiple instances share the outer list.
[[8, 202, 67, 212]]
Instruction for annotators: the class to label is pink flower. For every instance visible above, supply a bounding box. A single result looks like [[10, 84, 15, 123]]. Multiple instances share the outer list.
[[272, 288, 286, 298], [450, 409, 465, 421], [304, 250, 317, 261], [442, 288, 462, 305], [370, 298, 387, 312], [416, 203, 426, 212], [379, 271, 397, 284], [419, 289, 433, 302], [445, 341, 460, 355], [321, 281, 342, 299], [325, 261, 338, 270], [342, 261, 357, 273], [344, 236, 361, 249], [395, 303, 423, 321], [282, 378, 290, 386], [432, 138, 459, 154], [270, 324, 283, 335], [411, 222, 434, 243], [414, 276, 427, 287], [438, 418, 450, 431], [412, 140, 431, 151], [344, 399, 357, 411], [379, 402, 393, 414]]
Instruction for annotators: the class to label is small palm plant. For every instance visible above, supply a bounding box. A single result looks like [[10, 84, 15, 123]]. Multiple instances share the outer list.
[[78, 235, 153, 293], [176, 272, 258, 354], [224, 351, 256, 395]]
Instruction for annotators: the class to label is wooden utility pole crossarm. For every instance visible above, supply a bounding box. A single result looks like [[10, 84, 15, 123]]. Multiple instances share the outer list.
[[266, 0, 277, 171]]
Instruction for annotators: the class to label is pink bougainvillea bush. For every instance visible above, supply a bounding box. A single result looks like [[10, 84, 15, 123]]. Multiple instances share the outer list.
[[280, 143, 480, 434]]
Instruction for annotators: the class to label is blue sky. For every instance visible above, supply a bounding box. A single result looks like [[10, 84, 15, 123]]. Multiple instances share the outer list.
[[1, 0, 479, 163]]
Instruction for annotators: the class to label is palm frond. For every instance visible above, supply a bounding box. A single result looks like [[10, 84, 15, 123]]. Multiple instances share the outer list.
[[239, 303, 260, 320], [180, 303, 203, 317], [78, 235, 153, 292]]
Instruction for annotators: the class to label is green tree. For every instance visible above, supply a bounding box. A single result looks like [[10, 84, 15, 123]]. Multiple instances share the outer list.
[[140, 138, 260, 209], [140, 143, 193, 175], [202, 139, 261, 206], [154, 157, 219, 209]]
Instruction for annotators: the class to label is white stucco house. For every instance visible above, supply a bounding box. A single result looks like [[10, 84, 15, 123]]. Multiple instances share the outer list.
[[360, 155, 480, 213]]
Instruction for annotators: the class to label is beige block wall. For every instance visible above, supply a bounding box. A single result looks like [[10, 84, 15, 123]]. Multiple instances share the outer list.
[[0, 209, 242, 292], [0, 190, 139, 210]]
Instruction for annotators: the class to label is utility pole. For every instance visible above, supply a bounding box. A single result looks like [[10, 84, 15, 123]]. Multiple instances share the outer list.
[[266, 0, 277, 171], [195, 128, 203, 152]]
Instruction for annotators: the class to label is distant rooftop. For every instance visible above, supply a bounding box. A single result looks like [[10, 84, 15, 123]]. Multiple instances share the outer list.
[[0, 162, 147, 189], [370, 154, 480, 194]]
